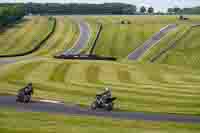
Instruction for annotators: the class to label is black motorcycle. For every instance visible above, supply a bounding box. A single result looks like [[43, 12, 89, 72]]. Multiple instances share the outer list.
[[91, 94, 116, 111], [16, 89, 31, 103]]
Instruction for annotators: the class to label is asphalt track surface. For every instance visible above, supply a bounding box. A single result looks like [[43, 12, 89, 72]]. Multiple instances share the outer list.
[[0, 19, 90, 65], [128, 24, 177, 60], [62, 19, 90, 55], [1, 21, 200, 123], [1, 96, 200, 123]]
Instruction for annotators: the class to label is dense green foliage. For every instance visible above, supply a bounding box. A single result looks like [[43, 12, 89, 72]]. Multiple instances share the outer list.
[[0, 5, 25, 26], [168, 6, 200, 14], [182, 7, 200, 14], [147, 7, 154, 14], [140, 6, 146, 14], [0, 5, 25, 16], [24, 3, 136, 15]]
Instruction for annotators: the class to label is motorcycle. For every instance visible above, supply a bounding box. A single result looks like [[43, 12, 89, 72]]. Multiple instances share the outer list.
[[16, 89, 31, 103], [91, 94, 116, 111]]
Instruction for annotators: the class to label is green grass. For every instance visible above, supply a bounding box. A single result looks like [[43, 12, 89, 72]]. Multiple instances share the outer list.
[[31, 16, 79, 57], [86, 15, 200, 60], [140, 24, 191, 62], [0, 16, 55, 55], [93, 23, 165, 59], [86, 15, 179, 24], [0, 108, 200, 133], [0, 16, 79, 65], [1, 15, 200, 125], [1, 59, 200, 115], [79, 18, 100, 54], [157, 26, 200, 67]]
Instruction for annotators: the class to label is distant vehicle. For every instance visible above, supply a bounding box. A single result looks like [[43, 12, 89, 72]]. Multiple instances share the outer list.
[[179, 15, 189, 20], [16, 83, 33, 103], [121, 20, 131, 24], [91, 88, 117, 111]]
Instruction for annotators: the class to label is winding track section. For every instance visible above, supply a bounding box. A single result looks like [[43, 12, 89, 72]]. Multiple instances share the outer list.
[[62, 19, 90, 55], [128, 24, 177, 60], [0, 18, 90, 65], [1, 21, 200, 123], [150, 24, 200, 62], [1, 96, 200, 123]]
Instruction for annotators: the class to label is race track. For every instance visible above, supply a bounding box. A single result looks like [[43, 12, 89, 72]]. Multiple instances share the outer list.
[[1, 19, 200, 124], [0, 19, 90, 65], [62, 19, 90, 55], [128, 24, 177, 60], [1, 96, 200, 123]]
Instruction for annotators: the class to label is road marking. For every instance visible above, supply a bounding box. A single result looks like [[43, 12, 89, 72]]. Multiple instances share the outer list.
[[39, 100, 64, 104]]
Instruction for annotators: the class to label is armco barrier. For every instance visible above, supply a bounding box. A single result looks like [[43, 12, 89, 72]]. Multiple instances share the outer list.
[[54, 54, 116, 61], [89, 23, 102, 55], [0, 17, 56, 58]]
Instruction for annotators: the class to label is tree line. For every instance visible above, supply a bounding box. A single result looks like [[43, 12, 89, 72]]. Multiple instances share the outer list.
[[0, 4, 25, 26], [168, 7, 200, 14], [1, 3, 200, 19], [24, 3, 136, 15]]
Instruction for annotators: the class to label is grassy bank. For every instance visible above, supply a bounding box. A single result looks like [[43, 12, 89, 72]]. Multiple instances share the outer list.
[[157, 26, 200, 67], [1, 59, 200, 115], [140, 24, 190, 62], [0, 16, 55, 56], [0, 108, 199, 133], [94, 23, 164, 59]]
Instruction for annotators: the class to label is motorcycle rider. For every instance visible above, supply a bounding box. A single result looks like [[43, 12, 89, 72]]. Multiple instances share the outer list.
[[17, 83, 34, 103], [91, 87, 116, 111], [100, 87, 112, 103], [23, 83, 34, 96]]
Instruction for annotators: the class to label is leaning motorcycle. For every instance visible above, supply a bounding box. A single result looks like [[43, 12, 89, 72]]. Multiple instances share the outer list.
[[16, 90, 31, 103], [91, 94, 116, 111]]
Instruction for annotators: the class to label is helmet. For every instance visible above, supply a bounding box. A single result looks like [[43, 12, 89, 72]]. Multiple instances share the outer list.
[[105, 87, 111, 91]]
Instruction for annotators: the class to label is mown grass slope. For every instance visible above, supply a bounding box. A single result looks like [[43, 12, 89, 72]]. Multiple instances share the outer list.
[[88, 15, 200, 60], [140, 24, 191, 62], [0, 16, 55, 55], [1, 15, 200, 131], [137, 16, 200, 63], [156, 26, 200, 67], [31, 16, 79, 57], [1, 59, 200, 115], [80, 18, 100, 54], [0, 16, 80, 66], [0, 108, 199, 133], [87, 16, 174, 60], [94, 23, 165, 59]]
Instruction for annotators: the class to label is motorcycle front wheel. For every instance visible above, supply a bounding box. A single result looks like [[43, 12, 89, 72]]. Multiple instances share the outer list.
[[90, 102, 97, 110], [24, 95, 31, 103]]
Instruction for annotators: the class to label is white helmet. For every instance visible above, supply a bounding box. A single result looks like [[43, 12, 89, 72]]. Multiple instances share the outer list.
[[105, 87, 110, 91]]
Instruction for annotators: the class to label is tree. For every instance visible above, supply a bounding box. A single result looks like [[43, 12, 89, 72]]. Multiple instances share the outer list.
[[148, 7, 154, 14], [174, 7, 181, 14], [168, 8, 174, 14], [140, 6, 146, 14], [0, 5, 25, 26]]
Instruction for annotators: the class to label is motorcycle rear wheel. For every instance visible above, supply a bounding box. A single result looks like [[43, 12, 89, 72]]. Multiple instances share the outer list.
[[105, 103, 113, 111]]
